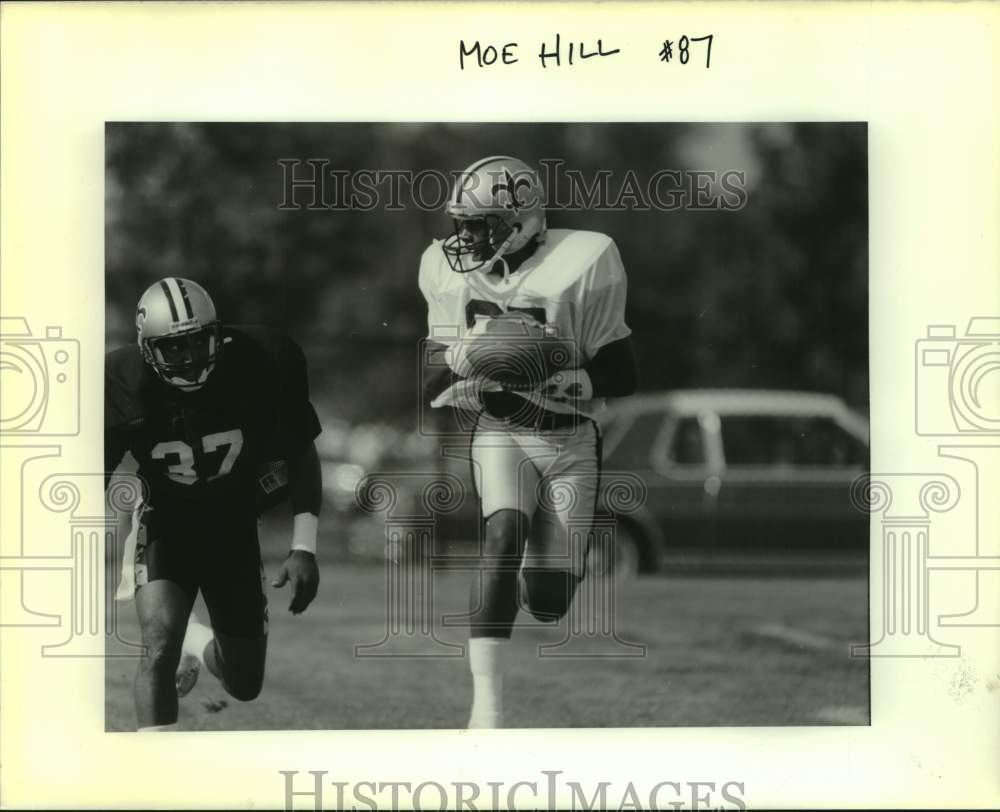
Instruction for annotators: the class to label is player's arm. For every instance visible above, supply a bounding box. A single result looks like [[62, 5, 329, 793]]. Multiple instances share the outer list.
[[536, 335, 637, 403], [422, 339, 460, 403], [270, 336, 324, 614], [104, 428, 128, 491], [584, 335, 638, 398], [104, 361, 130, 490], [418, 246, 462, 404], [540, 239, 637, 403], [423, 327, 506, 411], [418, 247, 494, 411], [288, 440, 322, 545], [272, 444, 322, 615]]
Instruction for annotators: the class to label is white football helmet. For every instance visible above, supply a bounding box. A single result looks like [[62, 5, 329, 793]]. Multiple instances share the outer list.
[[442, 156, 547, 273], [135, 277, 222, 391]]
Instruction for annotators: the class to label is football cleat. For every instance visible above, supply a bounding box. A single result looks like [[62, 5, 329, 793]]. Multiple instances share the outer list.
[[442, 156, 546, 273], [136, 277, 222, 391], [175, 652, 200, 698]]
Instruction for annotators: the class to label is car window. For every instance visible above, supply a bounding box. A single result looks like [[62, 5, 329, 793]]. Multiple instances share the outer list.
[[721, 415, 867, 467], [664, 416, 705, 465], [797, 417, 868, 466], [605, 411, 668, 471]]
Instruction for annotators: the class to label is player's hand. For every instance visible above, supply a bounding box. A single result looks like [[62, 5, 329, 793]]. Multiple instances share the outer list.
[[528, 369, 594, 404], [445, 341, 475, 379], [271, 550, 319, 615], [430, 376, 502, 411], [443, 319, 492, 378]]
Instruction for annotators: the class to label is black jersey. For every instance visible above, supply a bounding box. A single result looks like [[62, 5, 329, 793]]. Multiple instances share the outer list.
[[105, 326, 321, 516]]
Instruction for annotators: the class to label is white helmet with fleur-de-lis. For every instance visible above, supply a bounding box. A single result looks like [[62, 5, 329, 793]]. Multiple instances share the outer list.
[[442, 156, 547, 273], [135, 277, 222, 391]]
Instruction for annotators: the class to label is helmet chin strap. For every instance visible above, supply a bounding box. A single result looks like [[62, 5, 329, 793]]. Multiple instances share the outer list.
[[166, 362, 213, 391], [481, 223, 522, 281], [464, 232, 538, 314], [494, 255, 511, 285]]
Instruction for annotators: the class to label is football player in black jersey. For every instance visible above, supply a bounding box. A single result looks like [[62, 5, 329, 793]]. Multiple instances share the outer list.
[[106, 277, 323, 731]]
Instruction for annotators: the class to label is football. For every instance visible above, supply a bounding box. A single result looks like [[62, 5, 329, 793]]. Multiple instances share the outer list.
[[463, 311, 576, 390]]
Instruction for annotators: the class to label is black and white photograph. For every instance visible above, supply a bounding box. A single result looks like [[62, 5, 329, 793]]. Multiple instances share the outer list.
[[103, 122, 870, 732], [4, 1, 1000, 808]]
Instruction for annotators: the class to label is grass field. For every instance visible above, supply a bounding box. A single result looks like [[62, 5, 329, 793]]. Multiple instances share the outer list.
[[105, 559, 869, 731]]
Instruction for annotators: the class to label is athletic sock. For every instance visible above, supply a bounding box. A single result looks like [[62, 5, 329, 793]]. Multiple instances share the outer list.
[[181, 617, 214, 666], [467, 637, 508, 729]]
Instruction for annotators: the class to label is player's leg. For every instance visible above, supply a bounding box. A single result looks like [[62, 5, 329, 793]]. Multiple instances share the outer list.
[[134, 581, 198, 729], [201, 630, 268, 702], [466, 430, 541, 728], [520, 422, 600, 622], [131, 513, 198, 730], [175, 614, 204, 698], [469, 508, 530, 636], [465, 508, 528, 728], [197, 521, 269, 702], [519, 568, 582, 622]]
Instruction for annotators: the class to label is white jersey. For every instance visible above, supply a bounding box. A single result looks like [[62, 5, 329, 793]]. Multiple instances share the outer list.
[[419, 228, 631, 417]]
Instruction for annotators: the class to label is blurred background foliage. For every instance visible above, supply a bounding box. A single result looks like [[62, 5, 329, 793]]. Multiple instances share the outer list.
[[106, 122, 868, 437]]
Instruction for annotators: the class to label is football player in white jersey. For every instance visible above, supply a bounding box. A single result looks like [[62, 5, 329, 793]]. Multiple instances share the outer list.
[[419, 156, 638, 728]]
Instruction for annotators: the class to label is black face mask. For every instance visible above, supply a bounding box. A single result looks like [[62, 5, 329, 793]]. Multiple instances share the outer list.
[[145, 324, 221, 389], [442, 215, 515, 273]]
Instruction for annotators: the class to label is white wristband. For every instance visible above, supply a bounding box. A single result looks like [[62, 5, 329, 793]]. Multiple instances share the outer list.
[[291, 512, 318, 555]]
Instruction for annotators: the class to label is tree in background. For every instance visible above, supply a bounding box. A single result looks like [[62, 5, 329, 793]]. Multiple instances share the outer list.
[[106, 122, 868, 425]]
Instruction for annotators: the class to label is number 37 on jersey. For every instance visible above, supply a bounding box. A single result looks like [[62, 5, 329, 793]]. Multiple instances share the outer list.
[[151, 428, 244, 486]]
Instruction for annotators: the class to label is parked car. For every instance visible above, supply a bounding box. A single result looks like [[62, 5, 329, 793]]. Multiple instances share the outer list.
[[591, 389, 870, 576], [356, 389, 870, 578]]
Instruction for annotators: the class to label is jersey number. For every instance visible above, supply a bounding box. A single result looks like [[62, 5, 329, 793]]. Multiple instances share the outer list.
[[151, 429, 244, 486], [465, 300, 547, 329]]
